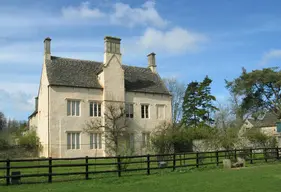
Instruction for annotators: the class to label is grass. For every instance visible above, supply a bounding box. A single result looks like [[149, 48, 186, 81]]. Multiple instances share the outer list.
[[2, 163, 281, 192]]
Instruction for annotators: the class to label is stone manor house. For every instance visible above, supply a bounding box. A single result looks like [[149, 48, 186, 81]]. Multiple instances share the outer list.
[[28, 36, 172, 158]]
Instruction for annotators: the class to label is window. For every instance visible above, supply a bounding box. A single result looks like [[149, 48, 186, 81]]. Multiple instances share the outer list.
[[89, 102, 102, 117], [142, 132, 150, 148], [67, 100, 80, 116], [156, 105, 165, 119], [90, 133, 102, 149], [141, 104, 149, 119], [128, 133, 134, 150], [125, 104, 134, 118], [67, 132, 80, 149]]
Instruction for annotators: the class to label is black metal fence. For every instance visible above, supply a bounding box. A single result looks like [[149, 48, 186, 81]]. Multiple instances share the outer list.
[[0, 147, 280, 186]]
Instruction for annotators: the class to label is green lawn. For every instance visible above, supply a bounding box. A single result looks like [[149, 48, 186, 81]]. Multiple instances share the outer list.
[[1, 163, 281, 192]]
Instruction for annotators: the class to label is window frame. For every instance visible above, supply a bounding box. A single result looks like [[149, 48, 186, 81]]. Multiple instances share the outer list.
[[141, 104, 150, 119], [156, 104, 165, 120], [125, 103, 134, 118], [90, 133, 102, 149], [66, 132, 81, 150], [67, 99, 81, 117], [142, 132, 150, 148], [89, 101, 102, 117]]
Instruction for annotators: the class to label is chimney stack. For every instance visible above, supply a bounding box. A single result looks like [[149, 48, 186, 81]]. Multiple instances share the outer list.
[[147, 52, 156, 73], [44, 37, 51, 60], [104, 36, 121, 64]]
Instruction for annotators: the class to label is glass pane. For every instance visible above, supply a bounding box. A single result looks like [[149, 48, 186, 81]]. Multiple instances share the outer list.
[[76, 133, 80, 149], [76, 101, 80, 116], [94, 103, 97, 117], [72, 133, 75, 149], [141, 105, 144, 118], [67, 133, 71, 149], [90, 102, 93, 117], [67, 101, 71, 116], [98, 134, 102, 149], [94, 134, 98, 149], [90, 133, 93, 149], [98, 104, 101, 117], [72, 101, 75, 116], [146, 106, 149, 118]]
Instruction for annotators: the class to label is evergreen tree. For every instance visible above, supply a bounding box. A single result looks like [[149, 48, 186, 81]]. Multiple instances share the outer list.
[[182, 76, 218, 127]]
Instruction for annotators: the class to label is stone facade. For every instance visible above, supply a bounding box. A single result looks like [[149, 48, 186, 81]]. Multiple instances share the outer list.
[[28, 36, 172, 158]]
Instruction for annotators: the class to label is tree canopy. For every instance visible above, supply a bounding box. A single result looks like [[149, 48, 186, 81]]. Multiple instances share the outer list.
[[182, 76, 218, 127], [226, 67, 281, 119]]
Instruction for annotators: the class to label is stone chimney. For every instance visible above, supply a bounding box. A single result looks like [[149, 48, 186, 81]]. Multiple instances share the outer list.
[[104, 36, 121, 64], [44, 37, 51, 60], [147, 52, 156, 73]]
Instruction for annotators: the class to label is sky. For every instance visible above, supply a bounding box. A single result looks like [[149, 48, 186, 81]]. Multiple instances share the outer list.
[[0, 0, 281, 120]]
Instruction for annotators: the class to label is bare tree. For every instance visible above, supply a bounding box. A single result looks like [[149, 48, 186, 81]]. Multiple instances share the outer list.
[[163, 77, 186, 123], [0, 112, 7, 131], [214, 102, 235, 129], [84, 102, 129, 156]]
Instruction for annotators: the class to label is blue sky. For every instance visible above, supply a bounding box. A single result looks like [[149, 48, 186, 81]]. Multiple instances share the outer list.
[[0, 0, 281, 120]]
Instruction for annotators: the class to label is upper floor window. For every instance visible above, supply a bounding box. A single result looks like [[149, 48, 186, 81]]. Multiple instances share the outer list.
[[89, 102, 102, 117], [125, 104, 134, 118], [141, 104, 149, 119], [156, 105, 165, 119], [67, 100, 80, 116], [67, 132, 80, 150], [90, 133, 102, 149]]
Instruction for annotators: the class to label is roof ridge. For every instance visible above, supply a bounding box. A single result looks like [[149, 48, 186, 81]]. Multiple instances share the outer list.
[[51, 56, 103, 64], [51, 56, 150, 70]]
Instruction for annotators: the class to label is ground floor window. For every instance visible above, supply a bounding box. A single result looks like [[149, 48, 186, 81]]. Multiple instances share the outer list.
[[90, 133, 102, 149], [67, 132, 80, 149]]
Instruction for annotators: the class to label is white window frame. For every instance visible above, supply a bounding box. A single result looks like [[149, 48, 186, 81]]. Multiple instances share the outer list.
[[89, 101, 102, 117], [67, 132, 81, 150], [90, 133, 102, 149], [141, 104, 149, 119], [156, 104, 165, 120], [67, 100, 81, 116], [125, 103, 134, 118], [128, 133, 134, 150], [142, 132, 150, 148]]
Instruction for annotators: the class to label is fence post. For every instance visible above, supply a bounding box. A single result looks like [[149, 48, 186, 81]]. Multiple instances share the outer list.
[[173, 153, 176, 171], [196, 152, 199, 168], [117, 155, 121, 177], [85, 156, 89, 180], [216, 151, 219, 166], [147, 154, 150, 175], [250, 148, 253, 164], [276, 147, 279, 160], [6, 159, 10, 186], [48, 157, 52, 183], [234, 149, 237, 160]]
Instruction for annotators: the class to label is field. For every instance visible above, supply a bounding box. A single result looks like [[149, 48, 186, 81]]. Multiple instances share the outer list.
[[1, 163, 281, 192]]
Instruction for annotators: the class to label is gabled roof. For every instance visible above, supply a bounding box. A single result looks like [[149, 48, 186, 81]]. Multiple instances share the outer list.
[[248, 113, 280, 128], [46, 56, 171, 95]]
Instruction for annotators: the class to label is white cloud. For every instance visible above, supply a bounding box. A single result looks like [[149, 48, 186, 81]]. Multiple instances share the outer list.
[[61, 1, 106, 19], [110, 1, 168, 28], [259, 49, 281, 65], [136, 27, 207, 54]]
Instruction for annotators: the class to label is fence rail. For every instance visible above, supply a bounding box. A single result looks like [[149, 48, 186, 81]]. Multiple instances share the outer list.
[[0, 147, 280, 186]]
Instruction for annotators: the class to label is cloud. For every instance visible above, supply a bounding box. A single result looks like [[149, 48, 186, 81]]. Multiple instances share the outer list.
[[259, 49, 281, 65], [136, 27, 207, 54], [0, 82, 38, 119], [110, 1, 168, 28], [61, 1, 106, 19]]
